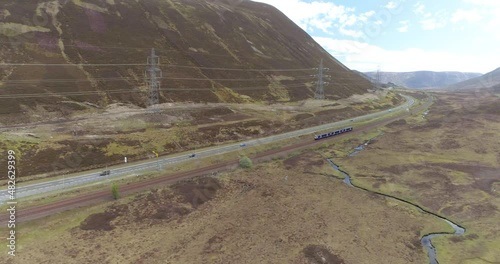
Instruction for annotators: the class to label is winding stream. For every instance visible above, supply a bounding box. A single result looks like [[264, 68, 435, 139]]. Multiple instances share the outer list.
[[326, 159, 465, 264]]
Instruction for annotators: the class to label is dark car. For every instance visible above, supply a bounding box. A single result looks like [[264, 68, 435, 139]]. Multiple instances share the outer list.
[[99, 170, 110, 176], [188, 153, 196, 158]]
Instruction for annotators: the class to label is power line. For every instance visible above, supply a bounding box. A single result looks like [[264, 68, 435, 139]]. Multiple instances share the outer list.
[[162, 64, 315, 72], [2, 75, 315, 84], [0, 84, 309, 99], [0, 62, 316, 72]]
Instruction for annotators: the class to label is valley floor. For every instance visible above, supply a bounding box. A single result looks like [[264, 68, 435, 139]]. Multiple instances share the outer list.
[[330, 92, 500, 263], [0, 90, 402, 183], [3, 91, 495, 264], [1, 149, 447, 264]]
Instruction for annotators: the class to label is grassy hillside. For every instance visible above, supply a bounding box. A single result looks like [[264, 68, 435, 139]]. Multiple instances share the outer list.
[[0, 0, 372, 123], [446, 67, 500, 90]]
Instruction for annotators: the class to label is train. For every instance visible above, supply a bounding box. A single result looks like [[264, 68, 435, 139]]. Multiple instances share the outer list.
[[314, 127, 353, 140]]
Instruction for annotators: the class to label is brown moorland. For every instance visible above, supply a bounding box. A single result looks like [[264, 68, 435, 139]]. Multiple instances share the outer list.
[[1, 151, 449, 264], [331, 92, 500, 263]]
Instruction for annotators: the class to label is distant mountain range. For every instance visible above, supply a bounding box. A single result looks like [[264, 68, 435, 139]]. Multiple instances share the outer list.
[[445, 67, 500, 90], [362, 71, 482, 89]]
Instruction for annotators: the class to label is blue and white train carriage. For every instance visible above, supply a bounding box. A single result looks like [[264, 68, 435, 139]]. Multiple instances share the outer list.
[[314, 127, 353, 140]]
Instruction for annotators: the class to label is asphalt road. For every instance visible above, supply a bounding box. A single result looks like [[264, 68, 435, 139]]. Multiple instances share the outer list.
[[0, 95, 415, 204]]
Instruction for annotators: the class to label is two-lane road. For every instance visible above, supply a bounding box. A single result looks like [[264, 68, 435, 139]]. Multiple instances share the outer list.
[[1, 94, 415, 204]]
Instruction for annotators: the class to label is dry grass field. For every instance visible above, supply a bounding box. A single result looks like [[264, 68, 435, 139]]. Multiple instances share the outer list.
[[0, 90, 402, 182], [329, 92, 500, 263], [0, 149, 448, 264]]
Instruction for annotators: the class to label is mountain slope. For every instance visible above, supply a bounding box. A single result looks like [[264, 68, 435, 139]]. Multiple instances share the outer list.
[[352, 70, 372, 82], [0, 0, 371, 123], [445, 67, 500, 90], [362, 71, 482, 89]]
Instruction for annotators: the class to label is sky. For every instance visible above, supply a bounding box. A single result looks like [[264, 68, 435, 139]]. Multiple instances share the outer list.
[[251, 0, 500, 73]]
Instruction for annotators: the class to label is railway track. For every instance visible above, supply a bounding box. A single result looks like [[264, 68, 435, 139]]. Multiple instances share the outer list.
[[0, 95, 432, 223]]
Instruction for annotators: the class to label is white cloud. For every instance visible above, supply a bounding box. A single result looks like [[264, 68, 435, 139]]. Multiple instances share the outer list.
[[463, 0, 500, 6], [340, 14, 358, 26], [309, 17, 334, 33], [488, 15, 500, 40], [451, 9, 481, 23], [460, 0, 500, 39], [384, 1, 397, 9], [420, 17, 446, 30], [339, 27, 363, 38], [358, 10, 375, 22], [251, 0, 375, 38], [414, 2, 425, 15], [397, 20, 409, 32], [313, 36, 498, 73], [412, 2, 450, 31]]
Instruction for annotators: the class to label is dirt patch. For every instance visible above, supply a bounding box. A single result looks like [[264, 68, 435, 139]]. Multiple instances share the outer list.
[[303, 245, 345, 264], [438, 138, 461, 150], [371, 177, 388, 189], [220, 112, 251, 122], [129, 188, 192, 221], [204, 235, 224, 253], [292, 113, 314, 122], [188, 107, 237, 124], [78, 177, 223, 233], [172, 177, 222, 208], [315, 107, 353, 117], [386, 119, 407, 128], [80, 204, 127, 231], [412, 120, 442, 131], [80, 212, 117, 231], [321, 103, 341, 108], [283, 151, 325, 171]]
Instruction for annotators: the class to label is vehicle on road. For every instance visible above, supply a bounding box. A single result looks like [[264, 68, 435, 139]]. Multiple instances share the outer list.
[[314, 127, 353, 140], [240, 143, 246, 147], [188, 153, 196, 158], [99, 170, 110, 176]]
